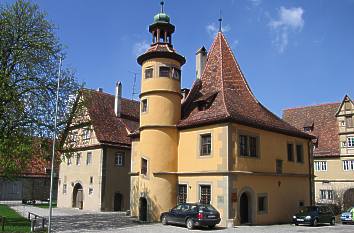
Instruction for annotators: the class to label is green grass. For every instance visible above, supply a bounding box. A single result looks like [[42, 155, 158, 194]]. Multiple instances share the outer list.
[[33, 202, 57, 209], [0, 204, 31, 232]]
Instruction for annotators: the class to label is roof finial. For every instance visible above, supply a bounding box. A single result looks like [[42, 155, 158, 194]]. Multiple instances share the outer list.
[[218, 10, 222, 32], [160, 1, 164, 13]]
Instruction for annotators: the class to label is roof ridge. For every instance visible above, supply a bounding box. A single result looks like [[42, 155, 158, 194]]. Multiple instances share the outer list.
[[283, 101, 340, 111], [218, 32, 231, 118], [83, 88, 139, 103]]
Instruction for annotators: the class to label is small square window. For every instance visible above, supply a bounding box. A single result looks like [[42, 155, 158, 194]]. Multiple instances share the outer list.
[[82, 127, 91, 141], [141, 158, 148, 176], [76, 153, 81, 166], [145, 67, 153, 79], [200, 134, 211, 156], [141, 99, 148, 113], [67, 157, 72, 166], [115, 152, 125, 167], [86, 152, 92, 165], [296, 144, 304, 163], [200, 185, 211, 204], [258, 195, 268, 213], [287, 143, 294, 161], [276, 159, 283, 174], [159, 66, 171, 77]]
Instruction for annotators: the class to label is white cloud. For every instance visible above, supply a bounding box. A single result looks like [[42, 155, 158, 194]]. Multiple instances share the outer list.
[[206, 23, 231, 37], [132, 40, 150, 56], [269, 6, 304, 53]]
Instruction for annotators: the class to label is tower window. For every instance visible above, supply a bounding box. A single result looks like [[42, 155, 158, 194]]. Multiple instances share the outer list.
[[172, 67, 181, 80], [141, 158, 148, 176], [141, 99, 148, 113], [145, 67, 153, 79], [159, 66, 170, 77]]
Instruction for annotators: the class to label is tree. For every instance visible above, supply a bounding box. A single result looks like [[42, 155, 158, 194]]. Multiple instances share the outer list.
[[0, 0, 80, 176]]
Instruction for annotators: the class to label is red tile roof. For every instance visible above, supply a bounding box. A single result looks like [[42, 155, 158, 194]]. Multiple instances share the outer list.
[[137, 43, 186, 65], [283, 103, 340, 157], [82, 89, 139, 146], [178, 32, 312, 139]]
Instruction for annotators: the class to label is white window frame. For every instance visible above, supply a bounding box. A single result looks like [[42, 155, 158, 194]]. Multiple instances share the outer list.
[[314, 161, 327, 171], [347, 137, 354, 147], [343, 160, 354, 171], [115, 152, 124, 167], [86, 152, 92, 165]]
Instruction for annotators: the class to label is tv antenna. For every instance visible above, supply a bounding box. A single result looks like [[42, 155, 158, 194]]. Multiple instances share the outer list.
[[129, 71, 139, 100]]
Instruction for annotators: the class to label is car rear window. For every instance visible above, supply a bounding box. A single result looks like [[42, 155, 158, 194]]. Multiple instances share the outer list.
[[300, 206, 318, 213], [199, 205, 216, 211]]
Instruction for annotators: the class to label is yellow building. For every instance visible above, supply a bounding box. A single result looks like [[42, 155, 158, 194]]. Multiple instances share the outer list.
[[130, 3, 314, 227], [284, 95, 354, 209], [57, 85, 139, 211]]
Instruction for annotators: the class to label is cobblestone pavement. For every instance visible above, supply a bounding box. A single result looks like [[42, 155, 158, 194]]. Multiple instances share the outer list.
[[88, 223, 354, 233], [5, 202, 354, 233]]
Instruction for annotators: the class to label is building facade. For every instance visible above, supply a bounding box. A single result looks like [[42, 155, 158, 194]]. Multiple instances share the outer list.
[[283, 95, 354, 209], [57, 86, 139, 211], [0, 153, 57, 202], [130, 3, 314, 227]]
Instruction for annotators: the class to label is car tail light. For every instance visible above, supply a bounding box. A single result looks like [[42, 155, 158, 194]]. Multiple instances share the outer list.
[[197, 213, 204, 219]]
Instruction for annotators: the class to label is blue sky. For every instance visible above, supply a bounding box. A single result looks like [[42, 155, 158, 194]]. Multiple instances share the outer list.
[[3, 0, 354, 116]]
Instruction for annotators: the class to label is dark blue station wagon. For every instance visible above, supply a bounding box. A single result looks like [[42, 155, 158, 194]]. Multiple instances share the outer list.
[[160, 203, 221, 230]]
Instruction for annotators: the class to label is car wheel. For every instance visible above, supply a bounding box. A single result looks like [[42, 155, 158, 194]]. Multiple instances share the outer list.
[[208, 225, 215, 229], [162, 215, 168, 225], [330, 218, 335, 225], [295, 223, 299, 226], [312, 218, 318, 227], [186, 218, 194, 230]]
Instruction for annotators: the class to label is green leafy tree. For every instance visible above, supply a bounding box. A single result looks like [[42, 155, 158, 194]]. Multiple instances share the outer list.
[[0, 0, 80, 176]]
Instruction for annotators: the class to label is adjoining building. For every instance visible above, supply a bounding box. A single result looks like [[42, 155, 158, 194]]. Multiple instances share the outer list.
[[283, 95, 354, 209], [57, 86, 139, 211], [130, 2, 314, 227], [0, 153, 58, 202]]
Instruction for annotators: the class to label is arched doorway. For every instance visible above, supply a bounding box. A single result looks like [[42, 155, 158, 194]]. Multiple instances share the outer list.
[[343, 188, 354, 210], [240, 192, 251, 224], [114, 193, 123, 211], [72, 183, 83, 209], [139, 197, 147, 221]]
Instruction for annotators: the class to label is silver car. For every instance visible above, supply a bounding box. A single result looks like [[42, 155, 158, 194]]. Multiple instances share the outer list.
[[340, 207, 354, 224]]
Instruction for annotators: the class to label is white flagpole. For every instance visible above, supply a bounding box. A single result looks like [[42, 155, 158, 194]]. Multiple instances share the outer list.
[[48, 57, 62, 233]]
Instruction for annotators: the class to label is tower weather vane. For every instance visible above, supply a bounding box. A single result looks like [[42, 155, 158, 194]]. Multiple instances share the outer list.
[[218, 10, 223, 32], [160, 0, 164, 13]]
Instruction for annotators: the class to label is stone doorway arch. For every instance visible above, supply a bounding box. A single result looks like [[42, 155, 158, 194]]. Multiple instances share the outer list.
[[72, 183, 83, 209], [343, 188, 354, 210]]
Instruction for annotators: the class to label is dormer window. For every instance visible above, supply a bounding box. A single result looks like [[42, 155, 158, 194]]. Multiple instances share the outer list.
[[159, 66, 170, 77], [303, 120, 314, 132]]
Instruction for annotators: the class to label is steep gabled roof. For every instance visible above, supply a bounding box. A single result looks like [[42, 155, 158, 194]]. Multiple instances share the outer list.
[[79, 89, 139, 146], [335, 95, 354, 116], [179, 32, 312, 139], [283, 102, 340, 157]]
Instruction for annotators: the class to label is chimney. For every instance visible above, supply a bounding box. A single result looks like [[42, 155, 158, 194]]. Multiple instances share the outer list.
[[196, 46, 207, 79], [97, 87, 103, 92], [114, 81, 122, 117]]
